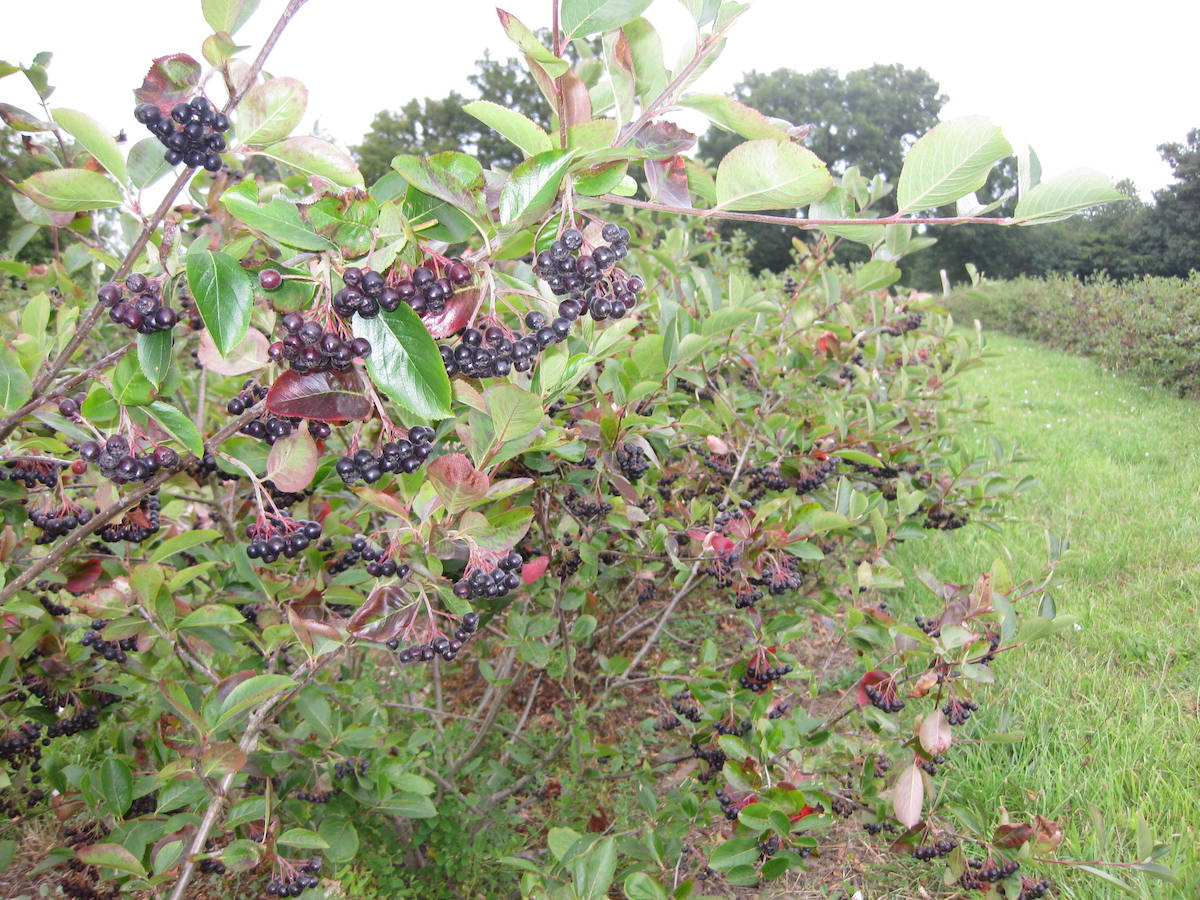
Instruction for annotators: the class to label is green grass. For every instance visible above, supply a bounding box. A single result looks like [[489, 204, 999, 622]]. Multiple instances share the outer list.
[[889, 332, 1200, 898]]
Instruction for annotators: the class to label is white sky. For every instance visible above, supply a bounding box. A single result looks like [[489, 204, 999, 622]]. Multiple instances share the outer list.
[[2, 0, 1196, 199]]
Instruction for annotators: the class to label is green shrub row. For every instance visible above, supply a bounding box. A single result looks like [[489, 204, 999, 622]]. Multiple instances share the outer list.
[[946, 272, 1200, 395]]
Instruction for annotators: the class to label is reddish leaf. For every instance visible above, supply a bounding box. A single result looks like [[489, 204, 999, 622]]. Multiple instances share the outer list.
[[918, 709, 952, 755], [347, 584, 417, 642], [265, 368, 371, 422], [266, 425, 319, 492], [788, 805, 817, 824], [1032, 814, 1063, 852], [857, 670, 889, 707], [427, 453, 490, 514], [992, 822, 1034, 849], [816, 331, 840, 357], [892, 761, 924, 828], [196, 327, 269, 376], [521, 555, 549, 584], [634, 119, 697, 158], [421, 287, 478, 339], [645, 155, 691, 208], [64, 557, 104, 593], [586, 808, 610, 833], [705, 435, 730, 456], [133, 54, 203, 110], [561, 71, 592, 128]]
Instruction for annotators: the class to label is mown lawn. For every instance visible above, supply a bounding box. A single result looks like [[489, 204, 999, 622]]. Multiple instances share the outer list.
[[885, 331, 1200, 898]]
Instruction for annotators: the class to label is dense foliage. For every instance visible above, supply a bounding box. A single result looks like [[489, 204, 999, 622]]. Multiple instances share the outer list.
[[946, 272, 1200, 396], [0, 1, 1152, 899]]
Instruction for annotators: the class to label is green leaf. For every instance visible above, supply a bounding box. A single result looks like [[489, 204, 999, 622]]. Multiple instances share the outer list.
[[624, 18, 667, 106], [258, 136, 363, 187], [0, 345, 32, 413], [708, 836, 759, 870], [145, 401, 204, 456], [579, 837, 617, 898], [307, 193, 378, 256], [237, 76, 307, 146], [51, 109, 127, 182], [0, 102, 49, 131], [1013, 169, 1124, 224], [318, 817, 359, 863], [561, 0, 654, 39], [76, 843, 146, 878], [856, 260, 901, 291], [896, 117, 1012, 214], [463, 100, 552, 158], [486, 383, 544, 446], [20, 168, 121, 212], [377, 792, 437, 818], [98, 759, 133, 818], [391, 154, 483, 220], [202, 0, 260, 34], [137, 330, 173, 388], [623, 872, 668, 900], [212, 674, 294, 733], [181, 604, 247, 629], [679, 94, 790, 141], [113, 352, 155, 406], [352, 304, 450, 420], [714, 140, 831, 211], [202, 31, 248, 67], [495, 9, 569, 78], [127, 137, 175, 189], [186, 245, 253, 356], [150, 530, 222, 564], [499, 149, 576, 226], [277, 828, 331, 850], [221, 183, 335, 251]]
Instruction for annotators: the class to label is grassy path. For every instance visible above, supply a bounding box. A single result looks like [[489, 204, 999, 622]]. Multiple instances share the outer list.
[[892, 332, 1200, 898]]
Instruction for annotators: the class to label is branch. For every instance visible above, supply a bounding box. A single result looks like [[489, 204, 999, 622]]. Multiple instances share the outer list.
[[597, 194, 1017, 230]]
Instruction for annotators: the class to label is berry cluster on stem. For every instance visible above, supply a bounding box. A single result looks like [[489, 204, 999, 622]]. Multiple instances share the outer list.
[[133, 96, 229, 172]]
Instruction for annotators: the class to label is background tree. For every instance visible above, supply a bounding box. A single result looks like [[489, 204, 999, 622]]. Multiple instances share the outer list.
[[0, 128, 57, 262], [698, 64, 947, 271], [353, 53, 551, 183], [1139, 128, 1200, 277]]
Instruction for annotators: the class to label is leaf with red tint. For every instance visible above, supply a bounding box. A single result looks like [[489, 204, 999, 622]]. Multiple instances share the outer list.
[[196, 327, 269, 376], [64, 557, 104, 593], [422, 286, 478, 339], [645, 155, 691, 208], [265, 367, 372, 422], [133, 54, 202, 110], [1032, 814, 1063, 853], [634, 119, 696, 158], [857, 670, 889, 707], [586, 808, 610, 833], [918, 709, 952, 755], [892, 761, 924, 828], [521, 555, 548, 584], [427, 453, 489, 514], [266, 425, 318, 493], [347, 584, 418, 642], [788, 805, 817, 824], [561, 71, 592, 128], [992, 822, 1034, 849], [816, 331, 840, 358]]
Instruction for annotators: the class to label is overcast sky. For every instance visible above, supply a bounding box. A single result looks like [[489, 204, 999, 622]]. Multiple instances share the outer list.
[[2, 0, 1196, 199]]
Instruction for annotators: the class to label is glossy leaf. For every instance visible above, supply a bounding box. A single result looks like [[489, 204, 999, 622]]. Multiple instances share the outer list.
[[679, 94, 791, 141], [266, 425, 319, 493], [499, 149, 576, 226], [463, 100, 551, 158], [51, 108, 127, 182], [202, 31, 247, 67], [145, 401, 204, 456], [237, 76, 307, 146], [352, 304, 450, 420], [896, 116, 1012, 214], [220, 183, 333, 251], [486, 383, 544, 446], [714, 140, 831, 212], [258, 136, 363, 187], [918, 709, 952, 755], [212, 673, 294, 733], [196, 326, 269, 376], [265, 367, 373, 423], [623, 18, 667, 106], [127, 137, 174, 189], [20, 169, 122, 212], [0, 345, 33, 413], [202, 0, 260, 34], [277, 828, 330, 850], [392, 154, 482, 220], [495, 9, 569, 77], [113, 353, 155, 406], [137, 330, 173, 388], [133, 54, 202, 109], [306, 193, 378, 256], [186, 244, 253, 356], [561, 0, 654, 39], [1013, 169, 1124, 224], [76, 844, 146, 878], [856, 260, 901, 291], [98, 758, 133, 818]]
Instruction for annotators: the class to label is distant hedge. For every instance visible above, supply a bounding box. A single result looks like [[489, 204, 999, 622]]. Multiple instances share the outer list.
[[946, 273, 1200, 396]]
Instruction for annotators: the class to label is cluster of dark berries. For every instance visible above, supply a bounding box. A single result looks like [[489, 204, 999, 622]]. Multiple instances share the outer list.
[[616, 443, 650, 482], [1016, 877, 1053, 899], [975, 631, 1001, 665], [295, 787, 337, 803], [748, 556, 804, 596], [919, 754, 946, 776], [864, 681, 905, 713], [924, 507, 968, 530], [47, 708, 101, 738], [914, 614, 942, 638], [341, 536, 405, 578], [27, 502, 93, 544], [1, 458, 63, 488], [79, 435, 178, 484], [758, 834, 780, 858], [80, 620, 138, 664], [714, 718, 750, 737], [862, 821, 898, 835], [689, 740, 727, 782], [37, 588, 71, 616], [532, 224, 643, 321], [23, 675, 68, 711], [187, 450, 239, 484], [733, 587, 764, 610], [98, 274, 178, 334], [128, 791, 157, 817], [388, 612, 479, 663], [56, 391, 89, 420], [912, 838, 958, 860], [335, 426, 435, 484], [670, 692, 702, 723], [944, 698, 980, 725], [197, 857, 227, 876], [0, 722, 42, 766], [564, 489, 612, 520], [337, 259, 471, 320], [741, 661, 792, 693], [333, 757, 369, 779], [268, 313, 372, 373], [133, 96, 229, 172], [882, 311, 923, 336], [796, 458, 837, 494], [439, 309, 572, 380], [767, 700, 790, 720], [452, 552, 524, 600], [265, 859, 321, 897], [960, 858, 1020, 889], [225, 380, 267, 416], [264, 479, 314, 510], [245, 516, 323, 562], [654, 714, 683, 731], [97, 493, 160, 543]]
